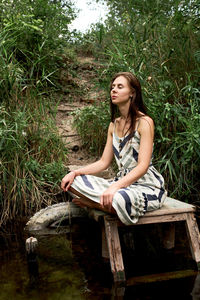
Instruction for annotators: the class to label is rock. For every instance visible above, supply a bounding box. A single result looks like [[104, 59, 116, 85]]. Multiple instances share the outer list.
[[25, 202, 88, 232]]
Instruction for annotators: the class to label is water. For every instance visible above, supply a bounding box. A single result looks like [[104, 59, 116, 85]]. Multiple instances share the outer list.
[[0, 218, 199, 300]]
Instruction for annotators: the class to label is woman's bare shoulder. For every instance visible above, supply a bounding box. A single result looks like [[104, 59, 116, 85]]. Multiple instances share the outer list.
[[139, 115, 154, 126], [137, 115, 154, 135]]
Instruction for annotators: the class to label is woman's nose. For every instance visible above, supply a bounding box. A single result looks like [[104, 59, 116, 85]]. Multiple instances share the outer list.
[[112, 87, 117, 93]]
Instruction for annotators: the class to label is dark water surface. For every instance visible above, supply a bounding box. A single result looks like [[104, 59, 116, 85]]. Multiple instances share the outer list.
[[0, 218, 199, 300]]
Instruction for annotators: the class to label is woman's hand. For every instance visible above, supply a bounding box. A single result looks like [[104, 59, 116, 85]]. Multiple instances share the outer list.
[[61, 171, 76, 192], [100, 184, 119, 212]]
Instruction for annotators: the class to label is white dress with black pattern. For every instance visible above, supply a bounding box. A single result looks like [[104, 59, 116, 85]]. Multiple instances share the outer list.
[[71, 125, 167, 225]]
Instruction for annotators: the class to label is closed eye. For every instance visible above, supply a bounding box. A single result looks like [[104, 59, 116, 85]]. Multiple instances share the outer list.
[[111, 84, 124, 89]]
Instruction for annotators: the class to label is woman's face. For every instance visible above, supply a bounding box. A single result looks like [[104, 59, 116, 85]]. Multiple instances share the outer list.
[[110, 76, 133, 106]]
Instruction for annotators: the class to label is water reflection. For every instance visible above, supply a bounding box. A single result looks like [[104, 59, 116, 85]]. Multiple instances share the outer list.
[[0, 219, 199, 299], [192, 273, 200, 300], [27, 251, 39, 288]]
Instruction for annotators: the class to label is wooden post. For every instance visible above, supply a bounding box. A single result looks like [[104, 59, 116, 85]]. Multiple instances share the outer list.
[[104, 216, 126, 283], [185, 212, 200, 268], [26, 237, 39, 285], [111, 283, 126, 299], [26, 237, 38, 254], [102, 224, 109, 259], [191, 273, 200, 298]]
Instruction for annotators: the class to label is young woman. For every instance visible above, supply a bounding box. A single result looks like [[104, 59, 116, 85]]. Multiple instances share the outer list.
[[61, 72, 167, 225]]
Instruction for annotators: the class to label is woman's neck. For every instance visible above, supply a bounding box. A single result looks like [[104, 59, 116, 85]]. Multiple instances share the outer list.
[[118, 103, 129, 120]]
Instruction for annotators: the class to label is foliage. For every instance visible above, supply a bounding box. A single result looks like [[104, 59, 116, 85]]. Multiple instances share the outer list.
[[72, 101, 110, 155], [0, 0, 76, 100], [149, 84, 200, 200], [0, 95, 67, 226], [71, 22, 107, 57], [73, 0, 200, 202], [0, 0, 76, 225]]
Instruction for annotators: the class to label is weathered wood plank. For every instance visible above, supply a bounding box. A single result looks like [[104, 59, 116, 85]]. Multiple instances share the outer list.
[[135, 213, 188, 225], [141, 207, 195, 217], [104, 216, 126, 283], [89, 197, 195, 224]]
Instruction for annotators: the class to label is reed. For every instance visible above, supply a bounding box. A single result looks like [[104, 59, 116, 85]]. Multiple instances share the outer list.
[[0, 94, 67, 226], [0, 0, 77, 225]]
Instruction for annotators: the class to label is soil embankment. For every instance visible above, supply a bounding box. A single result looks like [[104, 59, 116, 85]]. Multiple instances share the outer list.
[[56, 56, 113, 178]]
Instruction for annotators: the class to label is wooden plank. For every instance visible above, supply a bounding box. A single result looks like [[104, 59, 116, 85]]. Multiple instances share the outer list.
[[85, 198, 195, 222], [141, 207, 195, 217], [104, 216, 126, 283], [136, 213, 188, 225], [88, 198, 195, 225], [100, 213, 188, 226], [185, 212, 200, 264]]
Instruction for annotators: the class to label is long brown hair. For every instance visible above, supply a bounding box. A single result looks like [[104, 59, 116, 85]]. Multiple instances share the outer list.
[[110, 72, 147, 137]]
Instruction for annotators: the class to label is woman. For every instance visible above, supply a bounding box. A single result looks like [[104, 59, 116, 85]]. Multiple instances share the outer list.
[[61, 72, 167, 225]]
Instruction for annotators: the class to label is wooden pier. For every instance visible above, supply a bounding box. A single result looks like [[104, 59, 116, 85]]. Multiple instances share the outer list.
[[89, 197, 200, 283]]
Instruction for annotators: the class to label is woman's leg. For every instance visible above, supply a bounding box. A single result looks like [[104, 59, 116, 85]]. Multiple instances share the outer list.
[[69, 187, 116, 214]]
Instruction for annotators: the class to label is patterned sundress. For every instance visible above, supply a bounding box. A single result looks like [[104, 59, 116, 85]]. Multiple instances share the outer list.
[[71, 122, 167, 225]]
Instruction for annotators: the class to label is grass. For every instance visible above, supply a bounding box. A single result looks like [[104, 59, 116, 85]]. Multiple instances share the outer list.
[[0, 94, 68, 226]]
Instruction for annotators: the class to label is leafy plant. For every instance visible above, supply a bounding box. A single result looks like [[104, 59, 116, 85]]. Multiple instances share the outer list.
[[72, 101, 110, 155]]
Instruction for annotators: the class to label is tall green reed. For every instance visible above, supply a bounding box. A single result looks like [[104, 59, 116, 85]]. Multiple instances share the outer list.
[[0, 0, 77, 225], [0, 0, 76, 100], [0, 94, 67, 226]]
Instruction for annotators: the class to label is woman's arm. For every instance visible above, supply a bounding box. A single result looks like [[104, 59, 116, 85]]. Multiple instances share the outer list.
[[61, 122, 114, 191], [100, 116, 154, 210]]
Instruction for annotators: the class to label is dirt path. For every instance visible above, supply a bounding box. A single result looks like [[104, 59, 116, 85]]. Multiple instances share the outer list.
[[56, 55, 113, 178]]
